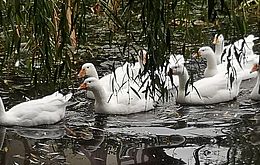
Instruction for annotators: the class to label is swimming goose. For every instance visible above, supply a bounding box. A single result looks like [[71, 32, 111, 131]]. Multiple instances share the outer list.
[[213, 34, 224, 64], [213, 34, 259, 66], [79, 77, 154, 114], [250, 63, 260, 100], [193, 46, 221, 77], [168, 58, 242, 105], [194, 46, 257, 80], [0, 92, 72, 126], [78, 62, 143, 99], [78, 50, 147, 99]]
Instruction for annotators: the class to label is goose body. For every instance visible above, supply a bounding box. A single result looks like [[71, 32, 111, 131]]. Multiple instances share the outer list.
[[168, 57, 242, 105], [0, 92, 72, 126], [78, 62, 141, 99], [250, 63, 260, 100], [79, 77, 154, 114], [78, 49, 147, 99], [194, 46, 222, 77], [213, 34, 259, 80], [195, 46, 257, 80], [214, 34, 259, 65]]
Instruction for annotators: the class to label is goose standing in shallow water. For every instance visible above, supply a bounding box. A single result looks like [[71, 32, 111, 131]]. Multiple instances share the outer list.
[[168, 55, 242, 105], [0, 92, 72, 126], [79, 77, 154, 114], [250, 63, 260, 100]]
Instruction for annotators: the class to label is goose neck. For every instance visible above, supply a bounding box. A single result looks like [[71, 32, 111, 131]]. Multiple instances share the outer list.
[[92, 70, 99, 79], [257, 71, 260, 85], [206, 53, 218, 70], [91, 86, 108, 105], [215, 42, 224, 64], [178, 67, 189, 91]]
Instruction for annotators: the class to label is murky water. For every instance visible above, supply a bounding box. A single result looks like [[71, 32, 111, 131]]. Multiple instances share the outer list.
[[0, 67, 260, 165]]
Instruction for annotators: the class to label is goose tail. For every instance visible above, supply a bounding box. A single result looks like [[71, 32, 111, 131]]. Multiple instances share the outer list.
[[245, 35, 259, 42], [64, 93, 73, 102]]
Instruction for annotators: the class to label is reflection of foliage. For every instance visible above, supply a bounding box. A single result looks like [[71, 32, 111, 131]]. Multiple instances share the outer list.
[[104, 131, 185, 164], [221, 118, 260, 164]]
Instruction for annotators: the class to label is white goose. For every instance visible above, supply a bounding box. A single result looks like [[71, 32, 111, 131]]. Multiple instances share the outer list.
[[213, 34, 259, 79], [193, 46, 223, 77], [213, 34, 258, 65], [79, 77, 154, 114], [195, 46, 257, 80], [78, 50, 147, 99], [168, 55, 242, 105], [78, 51, 180, 102], [213, 34, 224, 65], [0, 92, 72, 126], [78, 62, 142, 99], [250, 62, 260, 100]]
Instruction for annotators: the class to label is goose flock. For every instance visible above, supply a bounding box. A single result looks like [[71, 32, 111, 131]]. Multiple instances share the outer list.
[[0, 34, 259, 126]]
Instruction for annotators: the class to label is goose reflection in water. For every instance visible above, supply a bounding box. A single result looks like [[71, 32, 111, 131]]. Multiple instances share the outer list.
[[0, 113, 187, 165]]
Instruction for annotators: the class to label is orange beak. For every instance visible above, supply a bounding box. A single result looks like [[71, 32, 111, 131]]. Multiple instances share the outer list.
[[192, 51, 201, 58], [78, 68, 86, 78], [79, 82, 88, 90], [213, 37, 218, 44], [250, 64, 259, 73]]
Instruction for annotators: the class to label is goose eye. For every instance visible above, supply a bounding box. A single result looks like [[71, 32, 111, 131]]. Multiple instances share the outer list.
[[88, 81, 91, 83], [87, 66, 89, 68]]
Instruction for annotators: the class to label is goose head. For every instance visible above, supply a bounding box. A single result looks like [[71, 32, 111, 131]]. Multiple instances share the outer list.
[[213, 34, 224, 45], [194, 46, 215, 59], [250, 63, 260, 73], [78, 63, 99, 78], [168, 55, 185, 76], [79, 77, 100, 91], [168, 63, 185, 76]]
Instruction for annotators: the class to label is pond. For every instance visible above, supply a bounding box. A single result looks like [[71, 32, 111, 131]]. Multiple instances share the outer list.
[[0, 2, 260, 165], [1, 58, 260, 164]]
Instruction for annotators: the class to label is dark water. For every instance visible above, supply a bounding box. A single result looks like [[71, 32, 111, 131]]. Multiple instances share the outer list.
[[0, 68, 260, 165], [1, 35, 260, 165]]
